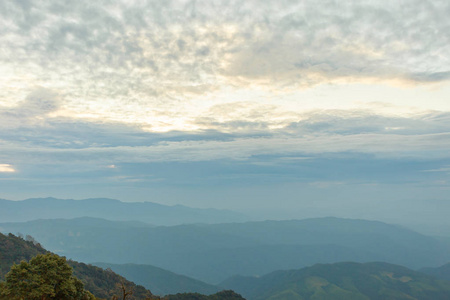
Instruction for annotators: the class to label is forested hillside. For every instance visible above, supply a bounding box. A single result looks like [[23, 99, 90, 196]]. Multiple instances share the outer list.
[[0, 233, 47, 278], [94, 263, 220, 296], [221, 262, 450, 300], [165, 290, 245, 300], [0, 233, 154, 299], [0, 233, 244, 299]]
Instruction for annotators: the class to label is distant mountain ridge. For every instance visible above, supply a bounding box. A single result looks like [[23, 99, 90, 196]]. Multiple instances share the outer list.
[[421, 263, 450, 281], [2, 217, 449, 284], [221, 262, 450, 300], [0, 197, 247, 225]]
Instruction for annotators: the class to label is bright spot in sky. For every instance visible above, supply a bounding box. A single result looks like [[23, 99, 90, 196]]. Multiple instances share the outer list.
[[0, 164, 15, 173]]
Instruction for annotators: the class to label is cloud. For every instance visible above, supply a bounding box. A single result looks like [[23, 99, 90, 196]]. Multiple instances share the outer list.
[[0, 87, 63, 131], [0, 0, 449, 115], [0, 0, 448, 137], [1, 129, 450, 169], [423, 165, 450, 173], [0, 104, 450, 168], [0, 164, 15, 173], [220, 0, 450, 86], [19, 87, 62, 116]]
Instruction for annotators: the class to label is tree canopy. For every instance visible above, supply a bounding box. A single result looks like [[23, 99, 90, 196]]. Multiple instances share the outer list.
[[0, 253, 95, 300]]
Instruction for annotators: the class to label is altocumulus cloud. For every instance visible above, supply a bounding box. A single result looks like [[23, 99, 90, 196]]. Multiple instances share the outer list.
[[0, 0, 449, 111]]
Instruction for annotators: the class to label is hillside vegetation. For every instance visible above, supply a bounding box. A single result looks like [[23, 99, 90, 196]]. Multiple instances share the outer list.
[[0, 233, 244, 299], [221, 262, 450, 300], [94, 263, 220, 296], [0, 233, 153, 299], [0, 233, 46, 278]]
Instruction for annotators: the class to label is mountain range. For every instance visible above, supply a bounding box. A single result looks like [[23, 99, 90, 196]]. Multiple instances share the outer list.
[[1, 216, 449, 284], [0, 198, 247, 225]]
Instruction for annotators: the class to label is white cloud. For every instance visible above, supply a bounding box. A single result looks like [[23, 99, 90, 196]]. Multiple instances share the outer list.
[[0, 164, 15, 173]]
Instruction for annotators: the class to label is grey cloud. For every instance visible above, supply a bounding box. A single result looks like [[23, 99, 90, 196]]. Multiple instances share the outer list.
[[284, 110, 450, 136], [19, 87, 61, 116], [0, 87, 63, 131], [2, 99, 450, 158], [192, 103, 450, 136], [410, 71, 450, 82], [2, 129, 450, 168]]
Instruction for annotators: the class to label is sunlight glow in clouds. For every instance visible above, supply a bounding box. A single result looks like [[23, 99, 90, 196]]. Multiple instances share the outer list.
[[0, 164, 15, 173], [0, 0, 449, 132]]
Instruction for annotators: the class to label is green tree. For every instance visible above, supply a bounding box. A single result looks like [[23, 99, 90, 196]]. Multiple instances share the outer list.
[[0, 253, 95, 300]]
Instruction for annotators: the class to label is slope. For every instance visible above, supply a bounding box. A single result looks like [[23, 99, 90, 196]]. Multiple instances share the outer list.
[[0, 232, 153, 299], [221, 262, 450, 300], [94, 263, 220, 296], [420, 262, 450, 281]]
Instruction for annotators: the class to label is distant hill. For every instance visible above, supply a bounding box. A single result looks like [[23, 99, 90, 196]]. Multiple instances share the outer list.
[[221, 262, 450, 300], [0, 197, 247, 225], [94, 263, 220, 296], [0, 232, 153, 299], [165, 290, 245, 300], [421, 263, 450, 281], [2, 217, 449, 284]]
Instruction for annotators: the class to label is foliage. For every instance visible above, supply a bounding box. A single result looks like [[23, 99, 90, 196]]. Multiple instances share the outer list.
[[0, 253, 95, 300], [94, 263, 219, 296], [69, 262, 154, 299], [0, 233, 47, 278], [0, 233, 154, 299], [163, 290, 245, 300], [222, 262, 450, 300]]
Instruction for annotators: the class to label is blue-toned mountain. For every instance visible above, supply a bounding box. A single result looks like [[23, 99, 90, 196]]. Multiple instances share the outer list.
[[0, 197, 247, 225], [2, 217, 449, 283]]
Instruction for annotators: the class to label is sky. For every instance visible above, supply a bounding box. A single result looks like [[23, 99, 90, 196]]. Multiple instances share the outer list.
[[0, 0, 450, 226]]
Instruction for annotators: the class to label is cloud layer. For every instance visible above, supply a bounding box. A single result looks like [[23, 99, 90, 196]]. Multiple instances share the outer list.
[[1, 0, 449, 115], [0, 1, 449, 208]]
